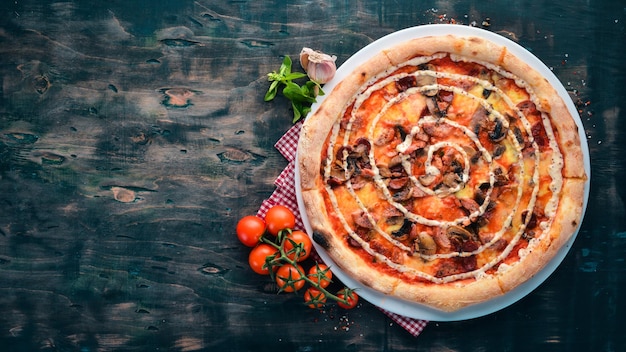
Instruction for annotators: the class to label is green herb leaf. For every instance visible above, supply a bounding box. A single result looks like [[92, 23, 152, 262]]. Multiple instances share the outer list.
[[281, 82, 303, 101], [284, 72, 307, 81], [283, 82, 316, 104], [291, 102, 302, 123], [264, 80, 280, 101], [280, 56, 292, 75], [264, 54, 329, 123], [307, 80, 324, 96], [300, 106, 311, 120]]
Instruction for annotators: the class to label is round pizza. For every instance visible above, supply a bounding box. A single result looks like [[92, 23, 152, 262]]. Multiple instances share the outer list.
[[297, 33, 587, 312]]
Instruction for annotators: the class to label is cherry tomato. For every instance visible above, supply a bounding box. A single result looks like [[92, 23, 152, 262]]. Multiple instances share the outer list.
[[275, 263, 305, 293], [264, 205, 296, 236], [307, 263, 332, 288], [283, 230, 313, 262], [304, 288, 327, 309], [336, 289, 359, 309], [248, 244, 277, 275], [236, 215, 266, 247]]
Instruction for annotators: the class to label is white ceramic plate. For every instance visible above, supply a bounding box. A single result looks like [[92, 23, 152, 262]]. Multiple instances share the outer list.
[[295, 24, 591, 321]]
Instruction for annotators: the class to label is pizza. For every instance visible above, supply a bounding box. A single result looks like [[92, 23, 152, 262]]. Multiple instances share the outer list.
[[297, 33, 587, 312]]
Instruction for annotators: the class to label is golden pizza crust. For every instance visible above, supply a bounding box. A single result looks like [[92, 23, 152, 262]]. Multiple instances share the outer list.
[[298, 34, 586, 312], [546, 95, 587, 178], [393, 276, 504, 312], [498, 178, 585, 293]]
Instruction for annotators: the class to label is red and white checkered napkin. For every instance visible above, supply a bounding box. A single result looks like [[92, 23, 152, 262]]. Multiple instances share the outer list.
[[257, 121, 429, 337]]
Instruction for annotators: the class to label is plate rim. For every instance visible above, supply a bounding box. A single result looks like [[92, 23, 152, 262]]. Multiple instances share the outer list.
[[295, 24, 591, 321]]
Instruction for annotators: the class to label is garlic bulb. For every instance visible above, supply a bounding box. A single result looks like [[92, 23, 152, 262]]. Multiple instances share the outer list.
[[299, 47, 337, 84]]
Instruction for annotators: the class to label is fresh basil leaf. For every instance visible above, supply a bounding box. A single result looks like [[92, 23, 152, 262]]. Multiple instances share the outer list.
[[264, 88, 277, 101], [284, 83, 316, 104], [291, 101, 302, 123], [264, 80, 280, 101], [282, 82, 303, 101], [280, 56, 292, 75], [307, 81, 324, 96], [284, 72, 307, 81], [300, 82, 316, 99]]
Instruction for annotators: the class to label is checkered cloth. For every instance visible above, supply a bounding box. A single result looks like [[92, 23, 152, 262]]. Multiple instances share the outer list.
[[257, 121, 429, 337]]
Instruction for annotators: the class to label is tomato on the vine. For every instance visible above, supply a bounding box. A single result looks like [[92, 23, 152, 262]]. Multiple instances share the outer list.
[[336, 289, 359, 309], [275, 263, 305, 292], [264, 205, 296, 236], [303, 288, 327, 309], [307, 263, 332, 288], [284, 230, 313, 262], [248, 244, 277, 275], [236, 215, 266, 247]]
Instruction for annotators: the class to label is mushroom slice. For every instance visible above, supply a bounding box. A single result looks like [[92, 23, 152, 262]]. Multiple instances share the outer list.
[[388, 154, 404, 168], [377, 164, 392, 178], [391, 218, 413, 240], [392, 186, 413, 202], [416, 232, 437, 256], [442, 172, 462, 188], [329, 164, 348, 180], [416, 74, 438, 97], [419, 173, 438, 187], [488, 118, 508, 142], [492, 144, 506, 158], [446, 225, 473, 241], [470, 106, 489, 135]]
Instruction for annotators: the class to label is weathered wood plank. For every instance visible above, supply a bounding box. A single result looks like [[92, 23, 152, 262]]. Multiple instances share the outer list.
[[0, 0, 624, 350]]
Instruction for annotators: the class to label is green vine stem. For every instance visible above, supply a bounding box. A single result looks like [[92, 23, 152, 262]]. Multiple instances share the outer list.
[[260, 228, 356, 307]]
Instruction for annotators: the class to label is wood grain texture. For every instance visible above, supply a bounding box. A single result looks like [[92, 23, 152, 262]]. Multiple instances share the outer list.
[[1, 0, 625, 351]]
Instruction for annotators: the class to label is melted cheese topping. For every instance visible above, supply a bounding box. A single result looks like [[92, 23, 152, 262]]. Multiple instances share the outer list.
[[321, 54, 564, 284]]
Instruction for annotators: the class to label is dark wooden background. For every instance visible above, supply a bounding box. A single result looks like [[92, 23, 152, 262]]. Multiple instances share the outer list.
[[1, 0, 625, 351]]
